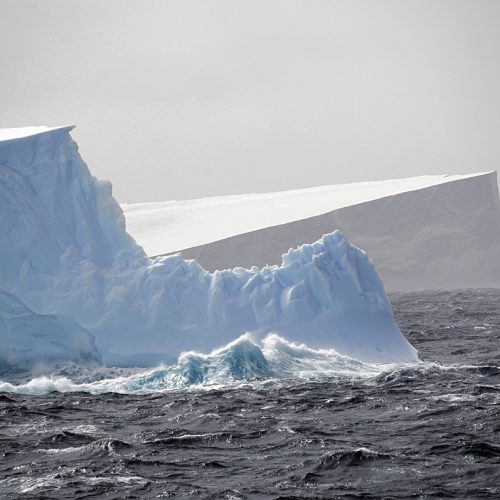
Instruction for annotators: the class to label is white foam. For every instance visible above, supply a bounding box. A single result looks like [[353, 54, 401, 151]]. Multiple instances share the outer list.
[[0, 334, 399, 395]]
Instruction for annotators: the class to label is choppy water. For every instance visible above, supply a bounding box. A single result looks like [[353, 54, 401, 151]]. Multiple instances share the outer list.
[[1, 289, 500, 498]]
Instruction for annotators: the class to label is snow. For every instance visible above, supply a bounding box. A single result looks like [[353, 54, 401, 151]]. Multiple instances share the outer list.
[[122, 172, 500, 291], [0, 125, 74, 142], [0, 125, 418, 370], [122, 173, 487, 257]]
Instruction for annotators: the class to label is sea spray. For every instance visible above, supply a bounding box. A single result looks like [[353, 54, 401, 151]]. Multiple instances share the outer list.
[[0, 334, 391, 395]]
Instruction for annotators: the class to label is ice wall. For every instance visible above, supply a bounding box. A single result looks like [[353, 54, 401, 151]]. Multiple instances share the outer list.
[[0, 127, 418, 367], [0, 126, 143, 290]]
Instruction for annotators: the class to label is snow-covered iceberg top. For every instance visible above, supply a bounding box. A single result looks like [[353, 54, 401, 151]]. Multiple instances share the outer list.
[[122, 171, 491, 257], [0, 126, 418, 371], [0, 125, 74, 142]]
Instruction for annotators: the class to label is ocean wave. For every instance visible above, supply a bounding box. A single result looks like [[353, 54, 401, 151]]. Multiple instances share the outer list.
[[0, 334, 392, 395], [374, 361, 500, 387]]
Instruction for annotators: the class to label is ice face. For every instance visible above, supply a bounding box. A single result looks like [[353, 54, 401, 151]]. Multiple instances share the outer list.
[[0, 291, 100, 371], [0, 127, 418, 369], [0, 126, 143, 287]]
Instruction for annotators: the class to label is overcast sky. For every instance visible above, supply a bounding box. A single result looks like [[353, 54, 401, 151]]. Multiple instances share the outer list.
[[1, 0, 499, 203]]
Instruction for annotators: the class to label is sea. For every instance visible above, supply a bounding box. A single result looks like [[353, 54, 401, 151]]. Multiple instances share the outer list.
[[1, 289, 499, 499]]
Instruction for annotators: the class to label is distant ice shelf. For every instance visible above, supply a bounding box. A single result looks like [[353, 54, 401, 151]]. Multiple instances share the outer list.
[[122, 172, 500, 291]]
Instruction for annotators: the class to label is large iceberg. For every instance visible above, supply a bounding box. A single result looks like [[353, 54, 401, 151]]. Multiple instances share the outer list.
[[0, 126, 418, 369], [123, 171, 500, 291]]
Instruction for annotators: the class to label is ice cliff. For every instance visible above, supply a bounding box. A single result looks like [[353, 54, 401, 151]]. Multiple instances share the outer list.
[[0, 126, 417, 369]]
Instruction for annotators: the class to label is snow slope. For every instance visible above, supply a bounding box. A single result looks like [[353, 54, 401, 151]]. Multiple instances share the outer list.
[[0, 125, 73, 142], [0, 126, 417, 368], [123, 173, 500, 290]]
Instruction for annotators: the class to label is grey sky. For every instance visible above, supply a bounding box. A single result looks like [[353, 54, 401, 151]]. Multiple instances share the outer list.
[[1, 0, 499, 203]]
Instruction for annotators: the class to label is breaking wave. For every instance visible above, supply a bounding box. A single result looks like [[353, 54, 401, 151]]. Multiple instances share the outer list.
[[0, 334, 394, 395]]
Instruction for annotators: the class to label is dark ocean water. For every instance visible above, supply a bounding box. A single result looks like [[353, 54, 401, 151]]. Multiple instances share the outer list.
[[1, 289, 500, 499]]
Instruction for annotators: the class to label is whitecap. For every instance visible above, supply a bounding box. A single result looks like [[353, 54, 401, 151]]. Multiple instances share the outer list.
[[0, 333, 412, 395]]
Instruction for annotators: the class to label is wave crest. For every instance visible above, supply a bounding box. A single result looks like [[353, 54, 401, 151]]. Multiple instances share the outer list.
[[0, 334, 393, 395]]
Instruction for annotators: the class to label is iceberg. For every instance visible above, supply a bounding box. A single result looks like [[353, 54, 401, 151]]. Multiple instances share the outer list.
[[0, 126, 418, 370], [123, 171, 500, 291]]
